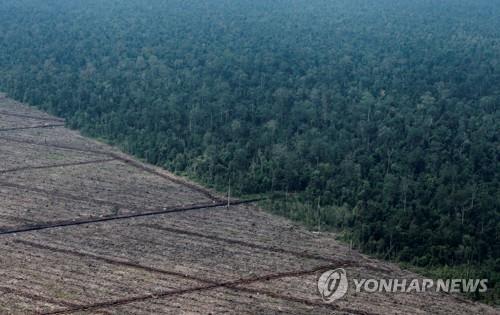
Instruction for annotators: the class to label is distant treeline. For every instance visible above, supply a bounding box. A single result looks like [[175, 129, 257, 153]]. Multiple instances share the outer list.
[[0, 0, 498, 302]]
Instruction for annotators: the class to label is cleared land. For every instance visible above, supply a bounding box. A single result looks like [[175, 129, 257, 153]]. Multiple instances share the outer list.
[[0, 94, 497, 314]]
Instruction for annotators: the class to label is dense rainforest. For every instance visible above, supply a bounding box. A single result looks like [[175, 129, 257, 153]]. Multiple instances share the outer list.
[[0, 0, 498, 302]]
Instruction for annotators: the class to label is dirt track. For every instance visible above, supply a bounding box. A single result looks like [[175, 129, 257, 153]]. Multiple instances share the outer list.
[[0, 94, 497, 314]]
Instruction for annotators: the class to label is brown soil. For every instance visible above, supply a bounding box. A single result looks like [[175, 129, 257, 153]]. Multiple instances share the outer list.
[[0, 96, 497, 315]]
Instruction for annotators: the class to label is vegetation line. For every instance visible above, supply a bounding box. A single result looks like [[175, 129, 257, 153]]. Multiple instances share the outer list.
[[0, 286, 74, 307], [0, 136, 110, 156], [0, 158, 116, 174], [0, 198, 264, 236], [0, 123, 65, 132], [0, 286, 112, 315], [0, 110, 65, 123]]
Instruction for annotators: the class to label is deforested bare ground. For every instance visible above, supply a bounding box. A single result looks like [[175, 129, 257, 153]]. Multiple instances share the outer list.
[[0, 96, 497, 315]]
